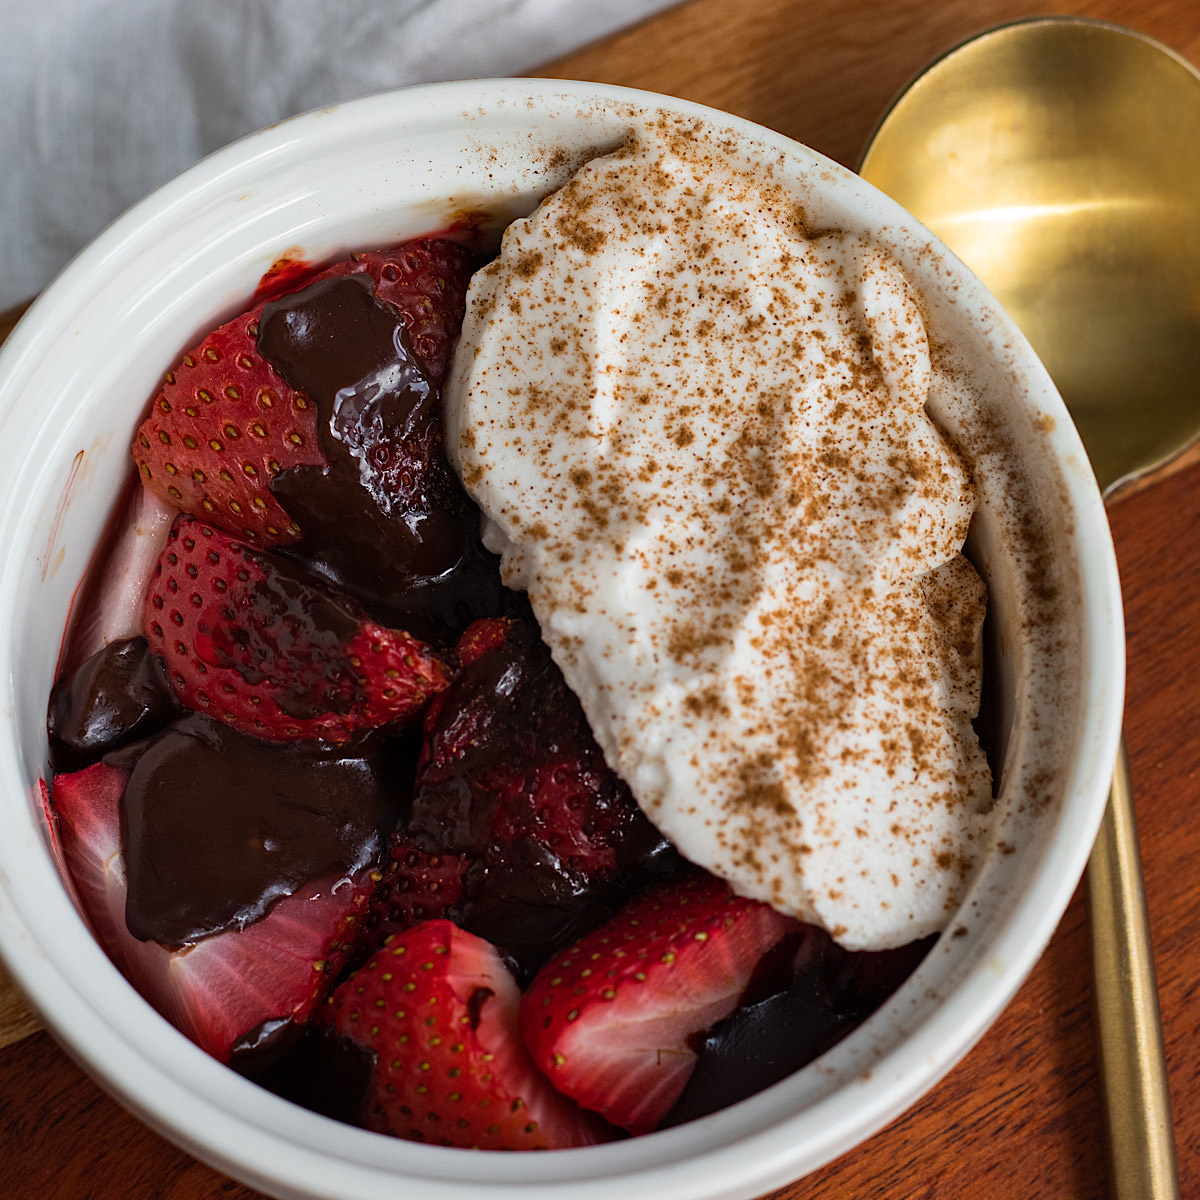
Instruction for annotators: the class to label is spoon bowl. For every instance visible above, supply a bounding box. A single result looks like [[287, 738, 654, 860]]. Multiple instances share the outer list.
[[861, 18, 1200, 492]]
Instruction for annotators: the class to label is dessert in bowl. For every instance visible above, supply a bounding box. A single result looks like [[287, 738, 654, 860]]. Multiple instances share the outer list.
[[0, 81, 1122, 1199]]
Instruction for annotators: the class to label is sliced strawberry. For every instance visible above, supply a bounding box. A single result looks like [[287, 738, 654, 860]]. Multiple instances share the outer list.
[[355, 832, 470, 954], [409, 617, 677, 974], [412, 618, 663, 880], [62, 483, 175, 670], [413, 616, 511, 744], [38, 776, 79, 916], [455, 616, 513, 669], [345, 244, 476, 384], [132, 239, 475, 547], [51, 761, 374, 1062], [143, 515, 453, 742], [323, 920, 607, 1149], [250, 253, 322, 306], [134, 307, 314, 545], [519, 872, 797, 1134]]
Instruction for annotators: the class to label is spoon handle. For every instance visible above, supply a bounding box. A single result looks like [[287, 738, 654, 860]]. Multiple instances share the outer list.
[[1087, 738, 1179, 1200]]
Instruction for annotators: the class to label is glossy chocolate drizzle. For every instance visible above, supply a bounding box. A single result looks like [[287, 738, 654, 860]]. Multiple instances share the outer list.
[[662, 931, 934, 1128], [258, 274, 503, 643], [200, 536, 388, 722], [48, 636, 177, 772], [116, 712, 407, 945], [410, 619, 682, 978]]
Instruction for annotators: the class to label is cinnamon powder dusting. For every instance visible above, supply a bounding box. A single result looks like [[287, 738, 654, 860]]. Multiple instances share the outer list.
[[445, 116, 994, 951]]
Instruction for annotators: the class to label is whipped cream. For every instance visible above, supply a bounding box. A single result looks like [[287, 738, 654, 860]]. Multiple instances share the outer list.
[[445, 123, 993, 950]]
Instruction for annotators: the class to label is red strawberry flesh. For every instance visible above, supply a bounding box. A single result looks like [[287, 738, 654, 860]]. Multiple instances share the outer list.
[[134, 306, 314, 546], [132, 239, 503, 641], [250, 253, 322, 306], [117, 712, 402, 945], [519, 872, 798, 1134], [323, 920, 607, 1149], [61, 482, 175, 671], [133, 240, 474, 548], [409, 617, 679, 973], [52, 759, 379, 1062], [144, 514, 453, 743]]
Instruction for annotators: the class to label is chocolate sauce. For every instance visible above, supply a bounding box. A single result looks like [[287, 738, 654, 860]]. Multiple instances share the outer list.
[[661, 965, 852, 1128], [466, 986, 493, 1032], [48, 637, 177, 772], [117, 712, 407, 945], [232, 1023, 376, 1129], [257, 274, 503, 642], [827, 934, 936, 1015], [202, 541, 378, 721], [410, 620, 673, 875], [660, 932, 935, 1129], [409, 619, 679, 976], [453, 839, 617, 982]]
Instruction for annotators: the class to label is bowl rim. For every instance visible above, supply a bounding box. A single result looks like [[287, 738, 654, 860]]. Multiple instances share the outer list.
[[0, 76, 1125, 1200]]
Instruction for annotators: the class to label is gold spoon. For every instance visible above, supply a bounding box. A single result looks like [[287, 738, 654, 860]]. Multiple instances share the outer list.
[[859, 18, 1196, 1200]]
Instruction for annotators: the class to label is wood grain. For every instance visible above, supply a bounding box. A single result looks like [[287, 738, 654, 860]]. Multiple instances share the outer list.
[[3, 0, 1199, 1195], [0, 962, 38, 1051], [0, 301, 39, 1050]]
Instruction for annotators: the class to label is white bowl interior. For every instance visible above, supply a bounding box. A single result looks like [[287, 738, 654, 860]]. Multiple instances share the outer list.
[[0, 81, 1123, 1200]]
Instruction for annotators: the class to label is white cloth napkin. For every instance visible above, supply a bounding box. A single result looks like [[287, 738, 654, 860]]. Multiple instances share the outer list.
[[1, 0, 677, 311]]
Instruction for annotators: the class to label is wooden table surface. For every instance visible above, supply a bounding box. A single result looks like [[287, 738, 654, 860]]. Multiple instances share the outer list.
[[3, 0, 1199, 1196]]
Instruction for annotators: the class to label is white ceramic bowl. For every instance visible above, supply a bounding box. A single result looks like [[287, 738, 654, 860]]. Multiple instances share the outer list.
[[0, 80, 1122, 1199]]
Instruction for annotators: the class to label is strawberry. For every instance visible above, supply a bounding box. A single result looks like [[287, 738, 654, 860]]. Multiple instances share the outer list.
[[410, 616, 510, 746], [61, 483, 175, 671], [323, 920, 607, 1149], [133, 239, 475, 548], [250, 253, 322, 306], [51, 760, 376, 1062], [409, 617, 678, 974], [519, 872, 798, 1134], [354, 832, 470, 954], [453, 615, 513, 669], [143, 514, 453, 742], [412, 618, 665, 879]]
